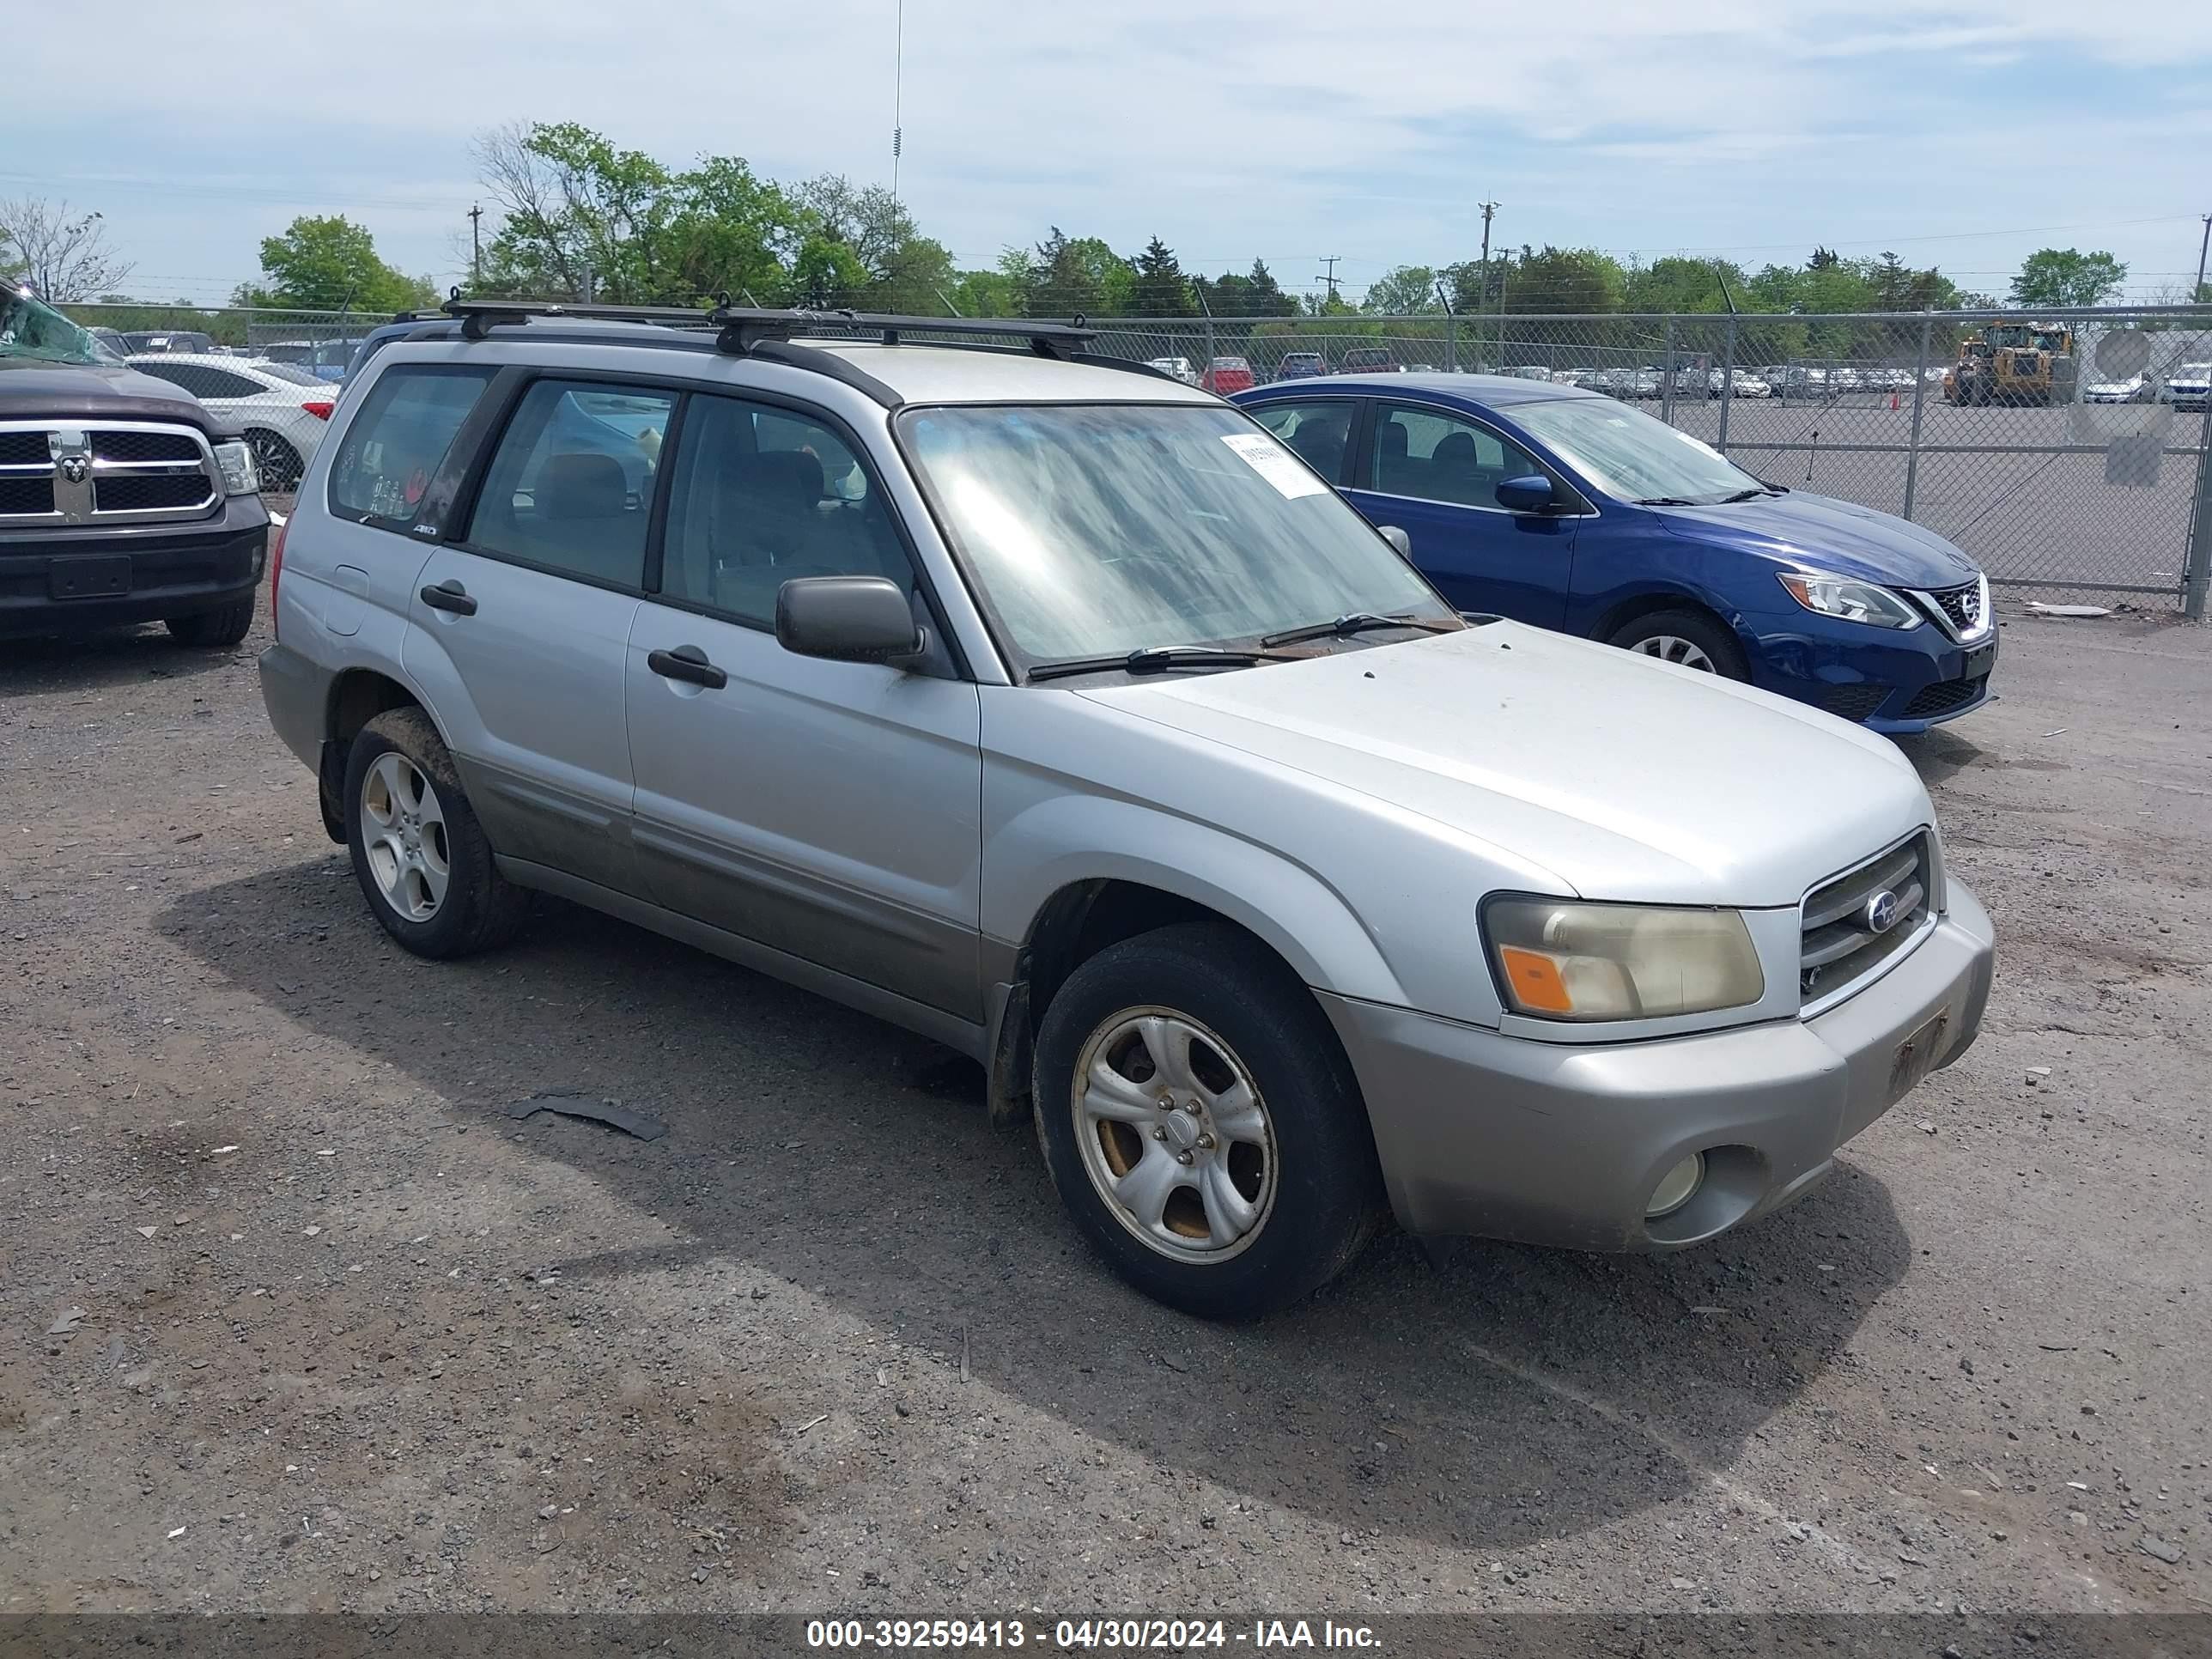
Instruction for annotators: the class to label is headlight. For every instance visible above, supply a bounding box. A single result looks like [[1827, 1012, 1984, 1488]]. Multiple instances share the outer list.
[[211, 439, 259, 496], [1485, 898, 1764, 1023], [1777, 570, 1918, 629]]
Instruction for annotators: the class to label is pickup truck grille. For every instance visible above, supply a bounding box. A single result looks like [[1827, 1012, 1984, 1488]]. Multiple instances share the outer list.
[[1801, 833, 1934, 1005], [0, 418, 219, 527]]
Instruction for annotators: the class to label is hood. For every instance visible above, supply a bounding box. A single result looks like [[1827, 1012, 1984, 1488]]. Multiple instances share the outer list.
[[1654, 491, 1978, 589], [0, 361, 232, 436], [1079, 624, 1931, 908]]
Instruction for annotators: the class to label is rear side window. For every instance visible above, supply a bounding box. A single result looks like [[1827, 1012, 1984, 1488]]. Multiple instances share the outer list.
[[462, 379, 676, 590], [328, 366, 496, 526]]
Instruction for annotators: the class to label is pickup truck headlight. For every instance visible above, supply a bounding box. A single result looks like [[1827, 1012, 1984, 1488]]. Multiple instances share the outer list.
[[1485, 899, 1764, 1022], [211, 439, 259, 496], [1777, 570, 1917, 629]]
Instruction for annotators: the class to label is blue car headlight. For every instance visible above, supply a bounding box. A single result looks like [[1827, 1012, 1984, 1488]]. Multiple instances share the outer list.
[[1777, 570, 1919, 629]]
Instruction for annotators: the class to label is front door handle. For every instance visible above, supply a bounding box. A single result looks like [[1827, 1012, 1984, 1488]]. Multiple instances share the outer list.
[[419, 580, 477, 616], [647, 644, 728, 690]]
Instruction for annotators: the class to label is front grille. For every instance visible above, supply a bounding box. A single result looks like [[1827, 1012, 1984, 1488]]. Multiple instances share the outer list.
[[1903, 675, 1988, 720], [94, 428, 201, 463], [1820, 683, 1891, 722], [1928, 580, 1984, 635], [95, 472, 214, 513], [0, 476, 55, 514], [1801, 833, 1934, 1004], [0, 431, 48, 465]]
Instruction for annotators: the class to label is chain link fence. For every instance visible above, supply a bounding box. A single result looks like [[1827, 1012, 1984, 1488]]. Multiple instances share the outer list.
[[60, 301, 2212, 613]]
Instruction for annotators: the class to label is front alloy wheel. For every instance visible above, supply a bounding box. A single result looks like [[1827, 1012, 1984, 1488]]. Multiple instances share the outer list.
[[1073, 1008, 1277, 1261]]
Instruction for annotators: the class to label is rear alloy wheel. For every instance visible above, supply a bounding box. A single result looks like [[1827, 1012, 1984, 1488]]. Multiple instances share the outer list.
[[1033, 922, 1384, 1317], [1607, 608, 1750, 682], [245, 428, 303, 492]]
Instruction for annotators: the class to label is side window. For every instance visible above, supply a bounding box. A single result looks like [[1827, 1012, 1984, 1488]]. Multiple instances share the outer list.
[[328, 366, 497, 526], [1372, 403, 1547, 510], [1245, 400, 1355, 483], [464, 380, 676, 589], [661, 394, 915, 628], [135, 362, 208, 398], [200, 368, 266, 399]]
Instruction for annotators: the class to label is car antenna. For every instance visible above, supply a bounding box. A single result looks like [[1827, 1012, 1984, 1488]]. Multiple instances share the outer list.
[[1712, 264, 1740, 316]]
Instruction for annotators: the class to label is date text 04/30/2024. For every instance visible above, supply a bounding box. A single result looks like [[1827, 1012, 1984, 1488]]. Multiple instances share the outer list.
[[804, 1619, 1382, 1649]]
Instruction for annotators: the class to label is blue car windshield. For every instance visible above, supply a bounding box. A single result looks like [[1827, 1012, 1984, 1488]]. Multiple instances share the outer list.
[[1512, 396, 1765, 505]]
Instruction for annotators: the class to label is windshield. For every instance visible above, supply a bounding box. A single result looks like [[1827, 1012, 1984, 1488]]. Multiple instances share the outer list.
[[1511, 395, 1764, 504], [0, 289, 122, 366], [898, 403, 1449, 666]]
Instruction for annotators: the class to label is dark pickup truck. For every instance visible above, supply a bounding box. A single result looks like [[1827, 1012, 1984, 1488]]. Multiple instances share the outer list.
[[3, 287, 269, 645]]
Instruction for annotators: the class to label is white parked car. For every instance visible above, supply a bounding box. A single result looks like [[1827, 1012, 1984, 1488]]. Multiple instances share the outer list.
[[2082, 374, 2152, 404], [2158, 363, 2211, 411], [1146, 356, 1200, 386], [125, 353, 335, 489]]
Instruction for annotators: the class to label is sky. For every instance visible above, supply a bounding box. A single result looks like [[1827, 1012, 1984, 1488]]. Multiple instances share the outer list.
[[8, 0, 2211, 309]]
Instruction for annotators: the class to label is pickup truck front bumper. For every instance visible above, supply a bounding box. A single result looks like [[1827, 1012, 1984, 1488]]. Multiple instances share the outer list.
[[0, 495, 268, 638], [1321, 882, 1996, 1250]]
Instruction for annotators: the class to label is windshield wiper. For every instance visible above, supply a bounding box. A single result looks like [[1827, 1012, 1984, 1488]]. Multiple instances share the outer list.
[[1717, 485, 1785, 502], [1633, 496, 1699, 507], [1259, 611, 1462, 649], [1026, 644, 1293, 683]]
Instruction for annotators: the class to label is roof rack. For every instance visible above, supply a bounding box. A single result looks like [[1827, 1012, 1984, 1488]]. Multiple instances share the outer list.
[[434, 297, 1181, 405]]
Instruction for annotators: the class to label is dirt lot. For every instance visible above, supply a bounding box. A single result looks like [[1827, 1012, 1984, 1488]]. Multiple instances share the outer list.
[[1, 603, 2207, 1620]]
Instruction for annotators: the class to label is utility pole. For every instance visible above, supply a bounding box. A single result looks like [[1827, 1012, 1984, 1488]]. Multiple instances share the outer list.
[[891, 0, 905, 199], [2197, 213, 2209, 302], [1316, 256, 1342, 304], [1475, 200, 1498, 370], [467, 204, 483, 289]]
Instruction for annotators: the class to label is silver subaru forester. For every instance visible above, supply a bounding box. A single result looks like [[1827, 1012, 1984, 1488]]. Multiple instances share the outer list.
[[258, 301, 1994, 1316]]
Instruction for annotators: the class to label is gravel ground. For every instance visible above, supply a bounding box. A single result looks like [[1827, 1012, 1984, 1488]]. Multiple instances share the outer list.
[[1, 602, 2206, 1619]]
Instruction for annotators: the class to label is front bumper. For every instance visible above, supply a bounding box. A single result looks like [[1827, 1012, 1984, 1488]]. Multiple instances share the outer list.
[[1738, 604, 1995, 734], [1322, 881, 1996, 1251], [0, 495, 268, 638]]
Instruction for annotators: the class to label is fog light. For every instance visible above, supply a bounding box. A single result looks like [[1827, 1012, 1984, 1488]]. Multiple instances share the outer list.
[[1646, 1152, 1705, 1218]]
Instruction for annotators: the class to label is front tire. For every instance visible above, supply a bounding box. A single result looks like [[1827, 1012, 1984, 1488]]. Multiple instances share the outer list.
[[165, 598, 254, 647], [1032, 922, 1384, 1318], [343, 708, 526, 958], [1606, 608, 1751, 680], [245, 429, 304, 492]]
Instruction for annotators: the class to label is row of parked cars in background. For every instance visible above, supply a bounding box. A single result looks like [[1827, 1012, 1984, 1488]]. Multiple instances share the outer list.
[[1146, 350, 1968, 401]]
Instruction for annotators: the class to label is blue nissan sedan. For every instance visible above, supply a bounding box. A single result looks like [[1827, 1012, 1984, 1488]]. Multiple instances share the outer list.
[[1231, 374, 1994, 732]]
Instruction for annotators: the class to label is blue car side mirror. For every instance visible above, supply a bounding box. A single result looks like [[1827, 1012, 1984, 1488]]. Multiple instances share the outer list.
[[1495, 475, 1557, 514]]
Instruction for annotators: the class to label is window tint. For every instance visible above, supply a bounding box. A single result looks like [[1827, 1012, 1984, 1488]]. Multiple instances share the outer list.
[[132, 362, 208, 398], [198, 368, 267, 399], [255, 361, 328, 388], [328, 366, 496, 525], [464, 380, 675, 588], [1245, 400, 1355, 483], [1371, 403, 1547, 509], [661, 394, 914, 626]]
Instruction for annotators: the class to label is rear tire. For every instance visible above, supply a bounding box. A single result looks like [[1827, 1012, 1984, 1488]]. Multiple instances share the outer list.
[[1032, 922, 1385, 1318], [165, 598, 254, 647], [1606, 608, 1751, 681], [343, 708, 526, 959]]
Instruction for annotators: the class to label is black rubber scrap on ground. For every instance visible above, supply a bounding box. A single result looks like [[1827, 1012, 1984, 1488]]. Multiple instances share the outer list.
[[504, 1090, 668, 1142]]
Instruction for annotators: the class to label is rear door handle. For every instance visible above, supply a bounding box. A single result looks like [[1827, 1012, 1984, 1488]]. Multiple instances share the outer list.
[[419, 580, 477, 616], [647, 644, 728, 690]]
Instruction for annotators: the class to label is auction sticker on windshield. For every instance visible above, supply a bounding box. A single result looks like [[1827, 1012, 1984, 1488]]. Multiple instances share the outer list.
[[1220, 432, 1328, 499]]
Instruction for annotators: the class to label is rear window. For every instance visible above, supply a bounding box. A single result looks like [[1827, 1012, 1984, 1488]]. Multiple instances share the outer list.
[[327, 366, 496, 526], [255, 361, 329, 387]]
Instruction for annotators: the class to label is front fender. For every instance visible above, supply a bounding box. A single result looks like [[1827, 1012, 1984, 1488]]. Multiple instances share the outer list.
[[983, 793, 1412, 1009]]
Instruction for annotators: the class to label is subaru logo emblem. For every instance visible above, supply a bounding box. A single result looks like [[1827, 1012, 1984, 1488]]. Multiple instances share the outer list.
[[1863, 890, 1901, 933]]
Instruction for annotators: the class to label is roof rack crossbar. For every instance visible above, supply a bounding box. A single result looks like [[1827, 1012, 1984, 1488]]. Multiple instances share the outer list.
[[441, 297, 714, 340], [704, 305, 1098, 361]]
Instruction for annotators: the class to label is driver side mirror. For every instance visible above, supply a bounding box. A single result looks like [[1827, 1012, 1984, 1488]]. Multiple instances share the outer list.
[[1495, 475, 1558, 514], [1376, 525, 1413, 559], [775, 575, 925, 665]]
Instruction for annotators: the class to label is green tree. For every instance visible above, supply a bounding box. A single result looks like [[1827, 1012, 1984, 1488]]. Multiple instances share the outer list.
[[2010, 247, 2126, 309], [1361, 264, 1443, 315], [232, 215, 434, 313], [948, 266, 1022, 317], [1128, 236, 1194, 317], [1194, 258, 1297, 318], [1013, 228, 1133, 318], [1500, 246, 1627, 313], [1624, 257, 1742, 313]]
